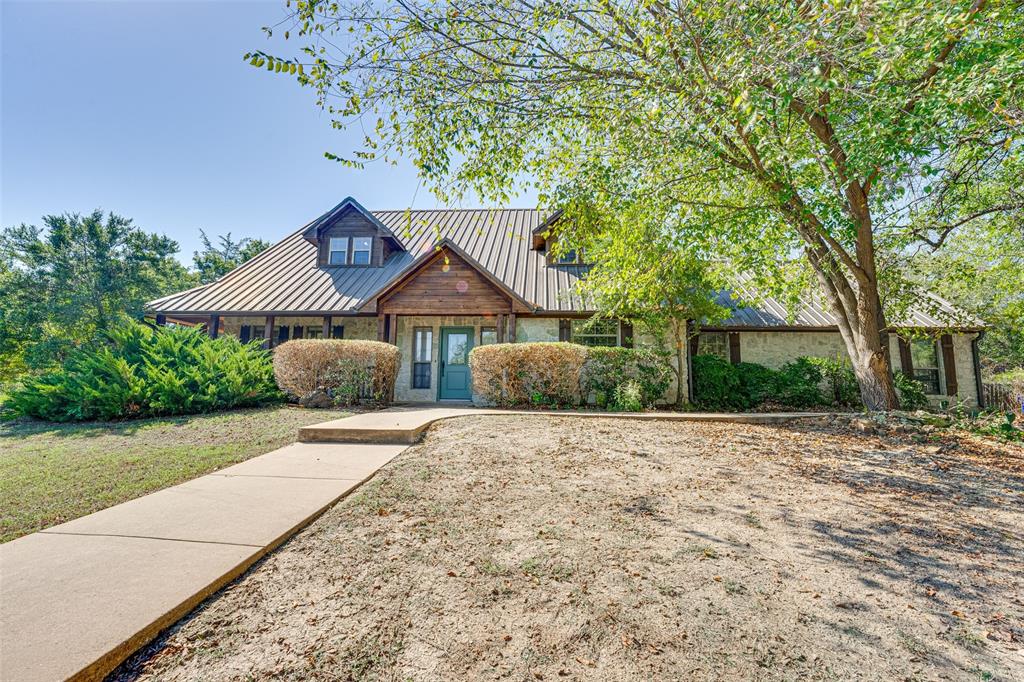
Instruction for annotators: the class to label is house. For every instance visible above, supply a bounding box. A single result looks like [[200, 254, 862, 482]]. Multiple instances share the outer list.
[[147, 197, 986, 406]]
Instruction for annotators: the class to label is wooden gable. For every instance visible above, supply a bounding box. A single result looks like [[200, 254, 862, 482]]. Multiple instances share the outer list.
[[378, 247, 519, 315]]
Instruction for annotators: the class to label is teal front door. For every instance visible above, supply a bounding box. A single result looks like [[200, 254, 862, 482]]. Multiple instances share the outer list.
[[439, 327, 473, 400]]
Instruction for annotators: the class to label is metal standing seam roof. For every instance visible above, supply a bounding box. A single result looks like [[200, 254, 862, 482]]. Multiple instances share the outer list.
[[147, 205, 982, 329]]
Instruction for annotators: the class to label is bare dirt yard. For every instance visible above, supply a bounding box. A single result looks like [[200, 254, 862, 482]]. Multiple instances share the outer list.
[[117, 416, 1023, 681]]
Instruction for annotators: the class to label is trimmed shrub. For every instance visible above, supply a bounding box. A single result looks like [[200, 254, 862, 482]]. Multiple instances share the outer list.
[[582, 346, 672, 408], [894, 371, 929, 410], [7, 322, 281, 421], [775, 357, 824, 408], [807, 355, 861, 407], [691, 354, 747, 410], [272, 339, 400, 406], [734, 362, 778, 407], [470, 342, 588, 407]]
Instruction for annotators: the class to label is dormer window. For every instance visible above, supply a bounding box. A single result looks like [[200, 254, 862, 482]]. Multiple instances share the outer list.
[[352, 237, 373, 265], [557, 249, 578, 264], [329, 237, 349, 265]]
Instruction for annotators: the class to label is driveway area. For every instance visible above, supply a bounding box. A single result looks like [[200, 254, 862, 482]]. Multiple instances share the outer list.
[[116, 415, 1023, 681]]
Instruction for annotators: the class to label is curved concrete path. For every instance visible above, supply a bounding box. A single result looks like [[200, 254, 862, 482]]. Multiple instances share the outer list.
[[1, 406, 824, 681]]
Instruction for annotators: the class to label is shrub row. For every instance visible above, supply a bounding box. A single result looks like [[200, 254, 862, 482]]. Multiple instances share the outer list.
[[6, 322, 281, 421], [693, 354, 835, 410], [469, 342, 672, 409], [272, 339, 400, 406]]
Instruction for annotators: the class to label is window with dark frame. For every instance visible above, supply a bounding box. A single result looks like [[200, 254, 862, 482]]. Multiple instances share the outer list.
[[571, 319, 618, 347], [910, 338, 942, 394], [697, 332, 729, 360], [556, 249, 578, 264], [305, 326, 323, 339], [412, 327, 432, 389], [351, 237, 373, 265], [480, 327, 498, 345], [328, 237, 349, 265]]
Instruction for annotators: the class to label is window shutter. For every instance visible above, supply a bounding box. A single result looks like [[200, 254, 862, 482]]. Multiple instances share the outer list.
[[332, 325, 344, 339], [898, 337, 914, 375], [239, 325, 251, 343], [940, 334, 958, 396], [558, 319, 572, 342], [620, 321, 633, 348], [728, 332, 741, 364], [292, 325, 304, 339], [277, 326, 290, 344]]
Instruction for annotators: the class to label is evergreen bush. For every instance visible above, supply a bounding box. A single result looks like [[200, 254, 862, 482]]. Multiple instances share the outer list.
[[691, 354, 747, 410], [7, 322, 281, 421], [582, 346, 672, 408], [775, 357, 825, 408], [894, 371, 929, 410]]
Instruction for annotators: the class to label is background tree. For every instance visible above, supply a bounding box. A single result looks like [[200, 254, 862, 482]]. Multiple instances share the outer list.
[[563, 199, 728, 406], [192, 230, 271, 284], [0, 210, 193, 371], [256, 0, 1023, 409]]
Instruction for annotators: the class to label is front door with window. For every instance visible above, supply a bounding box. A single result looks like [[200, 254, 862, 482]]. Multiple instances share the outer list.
[[439, 327, 473, 400]]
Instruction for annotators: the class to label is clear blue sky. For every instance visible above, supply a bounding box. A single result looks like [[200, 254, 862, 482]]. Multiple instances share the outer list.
[[1, 0, 536, 263]]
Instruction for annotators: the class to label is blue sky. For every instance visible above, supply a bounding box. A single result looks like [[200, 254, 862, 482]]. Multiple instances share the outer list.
[[1, 0, 536, 263]]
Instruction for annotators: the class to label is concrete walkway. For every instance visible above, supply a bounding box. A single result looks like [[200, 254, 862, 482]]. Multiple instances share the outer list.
[[299, 405, 828, 443], [0, 441, 405, 682], [2, 406, 825, 681]]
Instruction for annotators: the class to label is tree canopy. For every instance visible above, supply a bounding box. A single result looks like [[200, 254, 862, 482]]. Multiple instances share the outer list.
[[257, 0, 1023, 408], [193, 230, 271, 284]]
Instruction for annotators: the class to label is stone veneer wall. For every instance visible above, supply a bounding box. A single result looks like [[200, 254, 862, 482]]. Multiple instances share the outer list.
[[219, 316, 378, 340]]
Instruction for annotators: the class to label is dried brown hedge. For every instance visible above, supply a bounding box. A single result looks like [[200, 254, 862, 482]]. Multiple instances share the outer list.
[[273, 339, 400, 406], [469, 342, 588, 407]]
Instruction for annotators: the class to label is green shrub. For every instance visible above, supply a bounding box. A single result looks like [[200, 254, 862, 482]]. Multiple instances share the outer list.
[[272, 339, 401, 406], [734, 362, 778, 406], [470, 342, 588, 407], [775, 357, 824, 408], [582, 347, 672, 408], [807, 355, 861, 407], [611, 380, 644, 412], [691, 354, 747, 410], [7, 322, 281, 421], [894, 371, 929, 410]]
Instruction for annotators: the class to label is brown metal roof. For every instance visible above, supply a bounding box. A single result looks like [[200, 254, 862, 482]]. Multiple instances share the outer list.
[[148, 203, 981, 330]]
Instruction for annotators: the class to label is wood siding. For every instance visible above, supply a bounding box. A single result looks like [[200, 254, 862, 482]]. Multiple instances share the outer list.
[[379, 248, 513, 315]]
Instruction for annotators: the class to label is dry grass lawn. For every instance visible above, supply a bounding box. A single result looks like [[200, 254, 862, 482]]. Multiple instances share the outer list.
[[117, 416, 1023, 681]]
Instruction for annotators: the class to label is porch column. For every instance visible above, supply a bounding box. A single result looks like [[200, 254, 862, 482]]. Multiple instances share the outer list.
[[496, 314, 506, 343], [264, 315, 275, 349], [155, 314, 166, 326], [387, 314, 397, 344], [322, 315, 332, 339], [207, 314, 220, 340], [377, 313, 386, 342], [507, 313, 517, 343]]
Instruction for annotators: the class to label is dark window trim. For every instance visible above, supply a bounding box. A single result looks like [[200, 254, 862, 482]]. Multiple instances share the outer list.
[[412, 326, 432, 389]]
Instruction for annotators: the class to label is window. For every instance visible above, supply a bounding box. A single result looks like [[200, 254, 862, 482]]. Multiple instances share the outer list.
[[480, 327, 498, 345], [250, 325, 265, 340], [328, 237, 349, 265], [305, 326, 323, 339], [352, 237, 372, 265], [571, 319, 618, 347], [557, 249, 578, 264], [911, 339, 941, 394], [698, 332, 729, 360], [412, 327, 432, 389]]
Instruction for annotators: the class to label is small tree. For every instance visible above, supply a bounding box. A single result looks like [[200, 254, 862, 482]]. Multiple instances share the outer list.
[[193, 230, 271, 284], [567, 204, 727, 407]]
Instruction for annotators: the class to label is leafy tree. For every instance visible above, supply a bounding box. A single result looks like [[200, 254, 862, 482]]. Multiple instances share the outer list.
[[0, 210, 194, 371], [255, 0, 1023, 409], [564, 200, 728, 406], [192, 230, 271, 284]]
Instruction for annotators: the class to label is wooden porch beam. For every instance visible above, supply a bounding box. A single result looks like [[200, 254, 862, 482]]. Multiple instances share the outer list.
[[155, 313, 166, 326], [264, 315, 275, 349], [496, 314, 506, 343], [387, 314, 397, 345], [322, 315, 332, 339], [377, 313, 386, 342], [207, 314, 220, 340], [507, 313, 517, 343]]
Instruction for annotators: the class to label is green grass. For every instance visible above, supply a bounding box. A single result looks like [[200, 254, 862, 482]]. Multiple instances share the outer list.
[[0, 406, 350, 543]]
